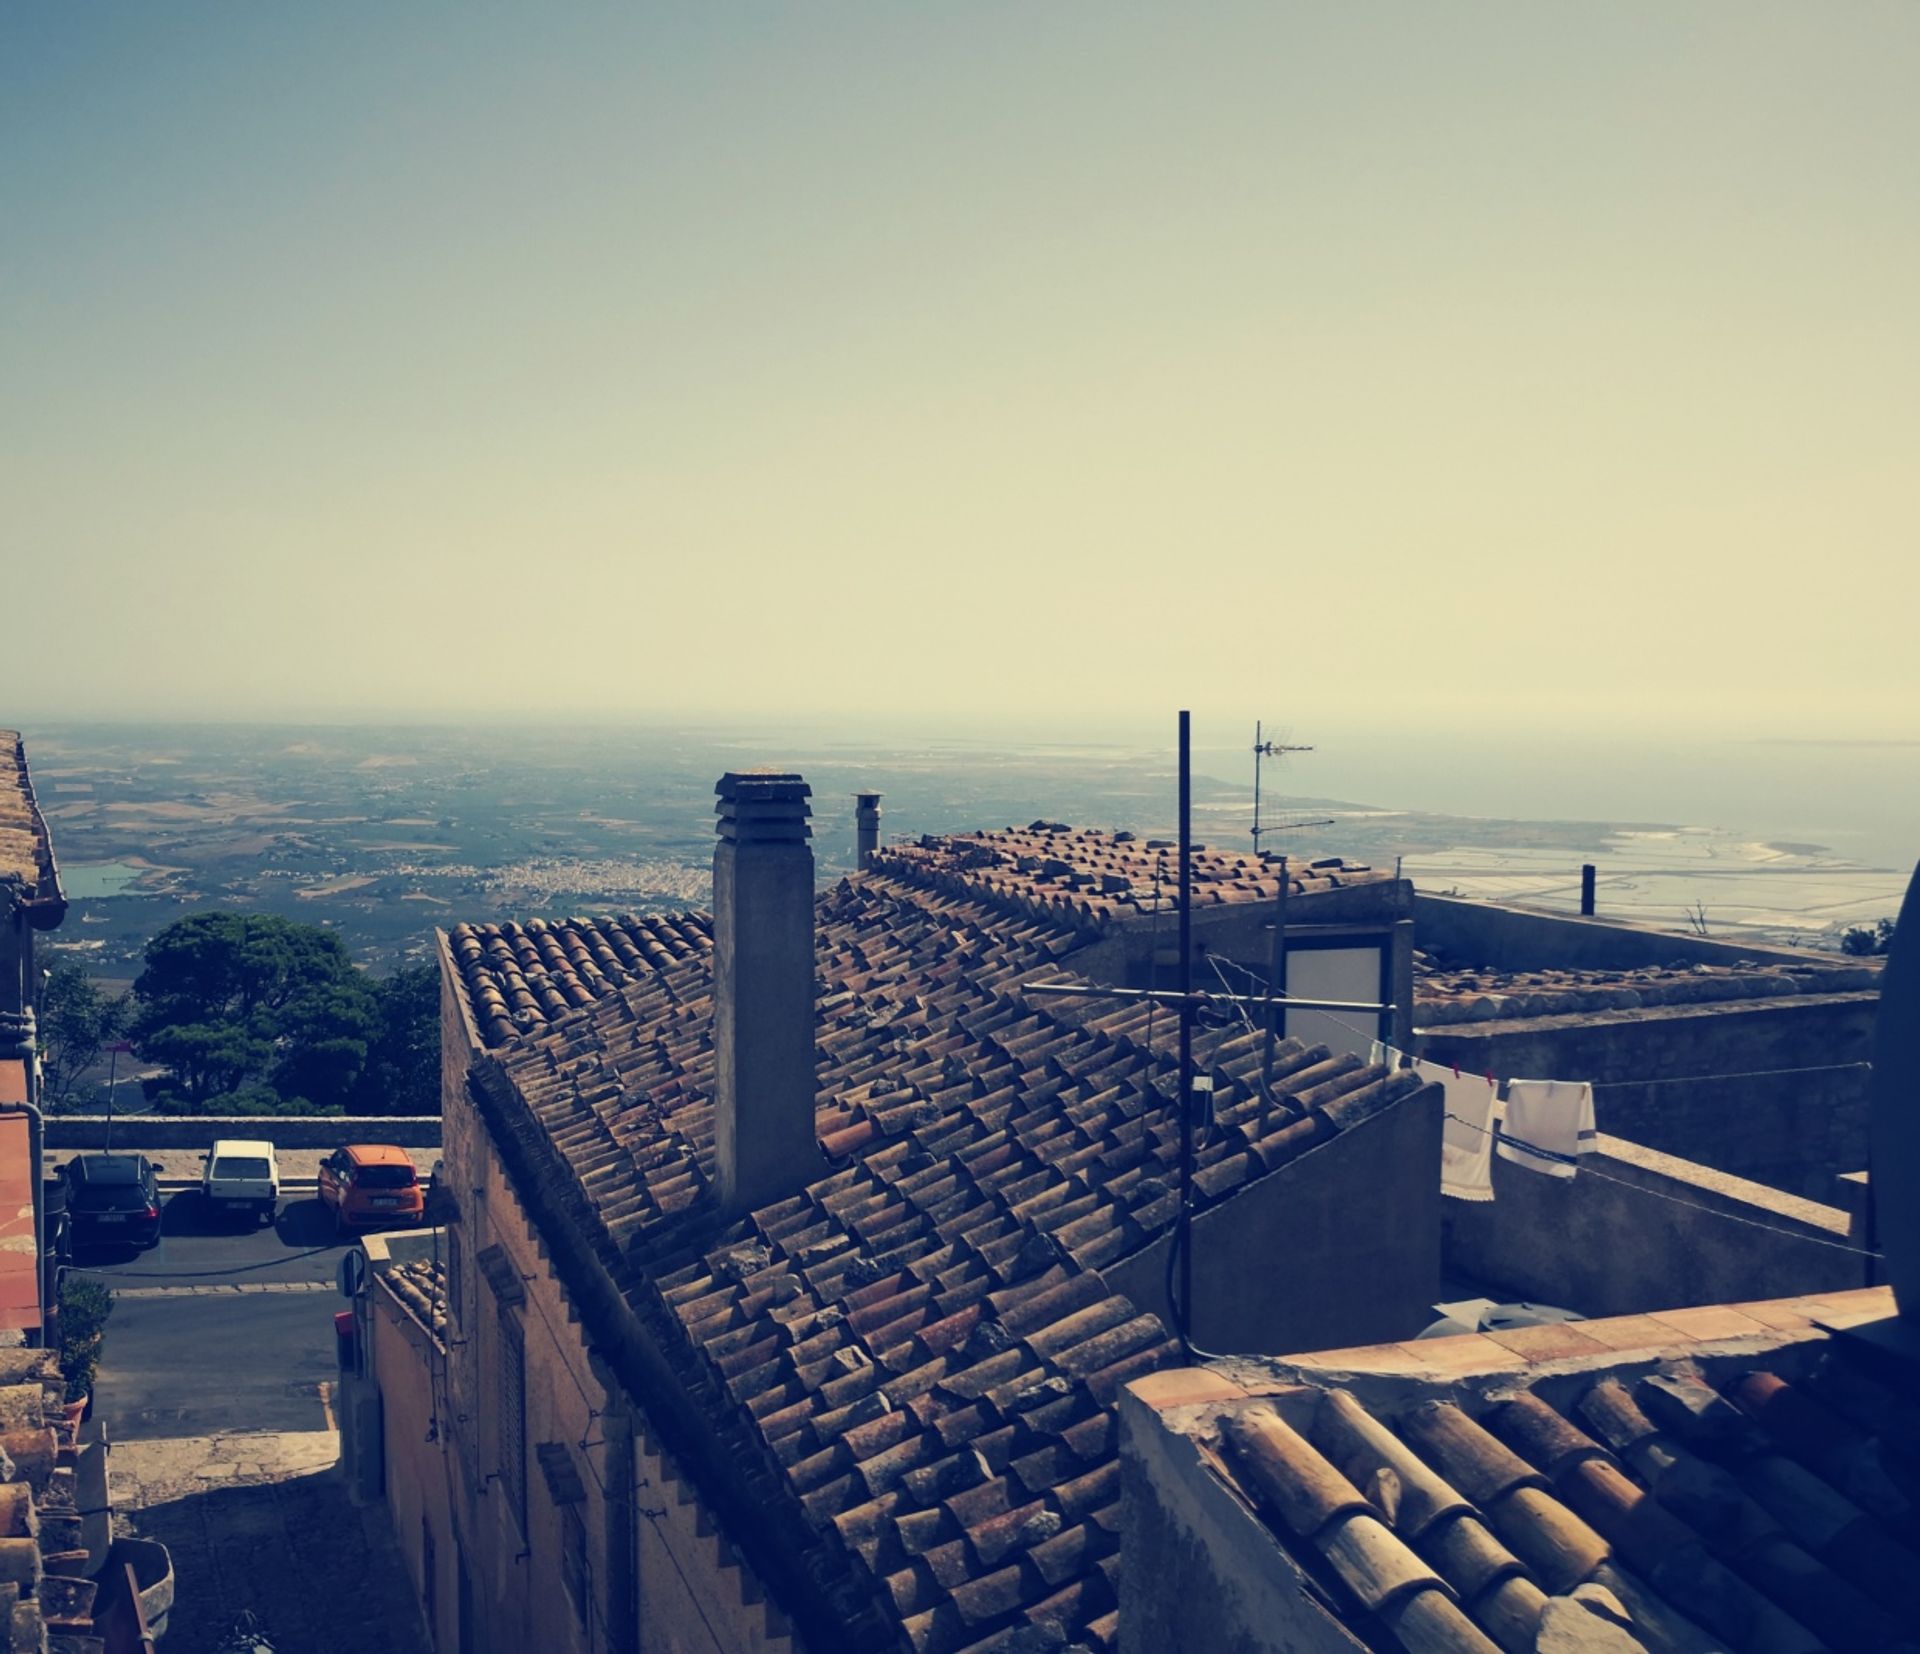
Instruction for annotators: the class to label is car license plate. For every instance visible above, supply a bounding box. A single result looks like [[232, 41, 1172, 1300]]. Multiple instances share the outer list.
[[97, 1213, 127, 1223], [372, 1197, 399, 1207]]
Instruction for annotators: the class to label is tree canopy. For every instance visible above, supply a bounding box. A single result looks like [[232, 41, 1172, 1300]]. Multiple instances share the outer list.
[[1842, 918, 1896, 957], [36, 961, 132, 1112], [131, 913, 436, 1115]]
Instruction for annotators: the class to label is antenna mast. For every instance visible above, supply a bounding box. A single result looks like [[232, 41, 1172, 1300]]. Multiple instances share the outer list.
[[1251, 719, 1330, 849]]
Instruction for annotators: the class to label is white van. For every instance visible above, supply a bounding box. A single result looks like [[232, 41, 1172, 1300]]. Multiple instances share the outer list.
[[202, 1138, 281, 1223]]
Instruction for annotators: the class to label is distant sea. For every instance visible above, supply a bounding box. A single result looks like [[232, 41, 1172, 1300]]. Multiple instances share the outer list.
[[1190, 729, 1919, 875]]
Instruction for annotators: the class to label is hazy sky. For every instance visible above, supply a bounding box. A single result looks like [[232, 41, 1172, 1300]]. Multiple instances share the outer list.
[[5, 4, 1915, 738]]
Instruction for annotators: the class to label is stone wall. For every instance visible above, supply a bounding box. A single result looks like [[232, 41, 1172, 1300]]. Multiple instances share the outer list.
[[369, 1267, 459, 1651], [1417, 992, 1876, 1202], [43, 1114, 442, 1149], [1442, 1134, 1867, 1317]]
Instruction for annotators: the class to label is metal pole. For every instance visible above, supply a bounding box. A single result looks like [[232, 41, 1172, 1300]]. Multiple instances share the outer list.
[[1261, 856, 1288, 1098], [1177, 709, 1194, 1354], [104, 1043, 118, 1153], [1250, 719, 1262, 849]]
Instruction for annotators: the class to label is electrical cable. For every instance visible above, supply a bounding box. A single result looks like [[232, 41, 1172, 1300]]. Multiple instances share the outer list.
[[1162, 1217, 1227, 1363], [1440, 1110, 1883, 1260], [1590, 1062, 1871, 1089], [68, 1244, 337, 1281], [639, 1504, 731, 1654], [1205, 950, 1878, 1260], [1209, 955, 1875, 1098]]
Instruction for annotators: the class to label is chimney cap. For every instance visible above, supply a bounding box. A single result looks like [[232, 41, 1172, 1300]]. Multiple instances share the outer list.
[[715, 771, 812, 844]]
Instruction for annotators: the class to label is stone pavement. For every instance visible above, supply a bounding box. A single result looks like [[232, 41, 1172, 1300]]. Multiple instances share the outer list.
[[112, 1428, 427, 1653]]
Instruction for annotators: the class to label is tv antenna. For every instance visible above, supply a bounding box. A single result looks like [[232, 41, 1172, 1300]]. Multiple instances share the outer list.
[[1251, 719, 1332, 849]]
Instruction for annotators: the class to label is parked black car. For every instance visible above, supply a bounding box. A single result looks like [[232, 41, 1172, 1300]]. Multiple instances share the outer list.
[[62, 1154, 163, 1249]]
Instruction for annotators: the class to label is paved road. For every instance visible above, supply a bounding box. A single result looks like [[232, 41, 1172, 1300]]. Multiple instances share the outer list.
[[76, 1191, 356, 1440], [68, 1188, 349, 1290], [76, 1193, 430, 1651]]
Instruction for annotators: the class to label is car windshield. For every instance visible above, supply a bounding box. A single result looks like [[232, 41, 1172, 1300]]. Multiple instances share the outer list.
[[213, 1157, 272, 1180], [353, 1163, 416, 1189]]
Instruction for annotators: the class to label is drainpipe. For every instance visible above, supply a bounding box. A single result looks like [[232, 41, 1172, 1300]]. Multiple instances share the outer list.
[[0, 1004, 48, 1350], [24, 1096, 44, 1353]]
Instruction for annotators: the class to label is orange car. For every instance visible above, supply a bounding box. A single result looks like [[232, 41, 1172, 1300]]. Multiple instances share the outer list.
[[318, 1144, 425, 1232]]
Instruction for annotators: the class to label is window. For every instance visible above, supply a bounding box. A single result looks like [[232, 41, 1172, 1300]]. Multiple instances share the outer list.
[[211, 1156, 272, 1179], [355, 1163, 418, 1189], [562, 1504, 589, 1631], [498, 1313, 526, 1530], [537, 1441, 591, 1632]]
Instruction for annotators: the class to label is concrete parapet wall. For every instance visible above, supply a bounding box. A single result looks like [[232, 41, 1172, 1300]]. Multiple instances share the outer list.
[[1417, 992, 1875, 1202], [43, 1115, 441, 1150], [1414, 891, 1859, 973], [1443, 1133, 1865, 1317], [1103, 1082, 1443, 1354]]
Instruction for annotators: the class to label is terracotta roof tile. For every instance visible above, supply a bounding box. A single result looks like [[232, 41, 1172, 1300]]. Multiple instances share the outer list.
[[1413, 950, 1879, 1025], [0, 730, 60, 901], [1193, 1330, 1920, 1653]]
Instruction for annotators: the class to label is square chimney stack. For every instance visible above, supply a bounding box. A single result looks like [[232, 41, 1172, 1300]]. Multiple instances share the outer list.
[[854, 791, 884, 871], [712, 771, 825, 1216]]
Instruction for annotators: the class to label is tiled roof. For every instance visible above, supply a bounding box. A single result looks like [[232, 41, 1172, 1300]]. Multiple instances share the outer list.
[[450, 827, 1386, 1050], [871, 826, 1382, 933], [1176, 1287, 1918, 1653], [1415, 955, 1882, 1027], [0, 1344, 111, 1646], [385, 1256, 448, 1341], [460, 865, 1432, 1653], [487, 873, 1420, 1263], [449, 913, 713, 1045], [0, 729, 58, 896]]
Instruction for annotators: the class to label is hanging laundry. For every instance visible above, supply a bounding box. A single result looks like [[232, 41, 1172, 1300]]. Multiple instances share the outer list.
[[1414, 1059, 1495, 1201], [1498, 1078, 1596, 1178]]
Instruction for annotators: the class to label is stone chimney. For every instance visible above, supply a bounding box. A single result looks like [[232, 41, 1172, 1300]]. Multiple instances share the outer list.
[[854, 791, 884, 871], [712, 772, 824, 1215]]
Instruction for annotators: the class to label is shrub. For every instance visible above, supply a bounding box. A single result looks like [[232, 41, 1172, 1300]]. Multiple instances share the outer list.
[[58, 1275, 115, 1404], [1841, 918, 1896, 957]]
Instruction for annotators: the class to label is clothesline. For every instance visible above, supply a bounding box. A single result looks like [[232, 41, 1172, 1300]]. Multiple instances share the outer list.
[[1203, 956, 1873, 1094], [1442, 1109, 1884, 1262], [1198, 956, 1873, 1237], [1591, 1062, 1870, 1089]]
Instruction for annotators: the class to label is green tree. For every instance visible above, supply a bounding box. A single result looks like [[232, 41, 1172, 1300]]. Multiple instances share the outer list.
[[36, 961, 132, 1112], [353, 964, 440, 1115], [132, 913, 380, 1113], [1841, 918, 1896, 957]]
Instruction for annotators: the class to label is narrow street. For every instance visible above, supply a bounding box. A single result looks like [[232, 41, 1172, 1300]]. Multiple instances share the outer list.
[[72, 1191, 427, 1653]]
